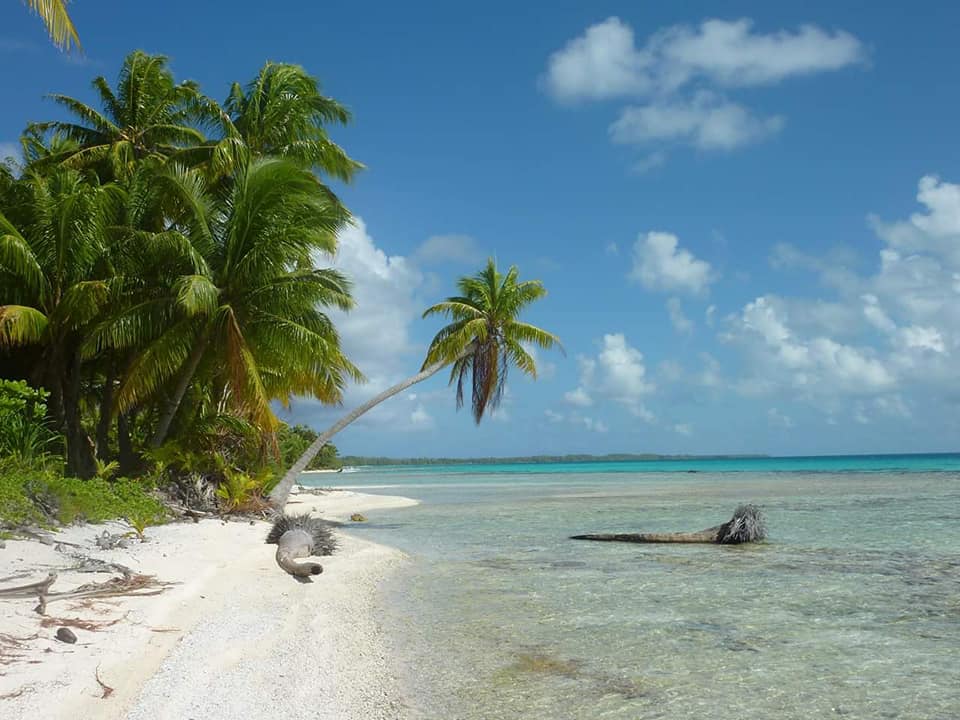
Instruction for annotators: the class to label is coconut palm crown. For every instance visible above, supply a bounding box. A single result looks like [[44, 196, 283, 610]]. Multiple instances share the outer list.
[[27, 51, 208, 179], [269, 258, 560, 507], [422, 258, 561, 423]]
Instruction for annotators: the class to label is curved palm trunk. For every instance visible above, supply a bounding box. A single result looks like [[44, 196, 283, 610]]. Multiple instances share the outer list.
[[269, 350, 469, 509]]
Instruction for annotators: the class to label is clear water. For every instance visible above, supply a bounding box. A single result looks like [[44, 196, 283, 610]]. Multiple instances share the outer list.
[[310, 455, 960, 720]]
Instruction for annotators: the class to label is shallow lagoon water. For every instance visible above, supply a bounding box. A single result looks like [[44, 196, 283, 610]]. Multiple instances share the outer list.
[[315, 460, 960, 719]]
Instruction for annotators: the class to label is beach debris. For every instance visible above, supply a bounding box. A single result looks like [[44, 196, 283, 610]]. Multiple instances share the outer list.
[[95, 666, 114, 698], [95, 531, 132, 550], [55, 627, 77, 644], [571, 504, 767, 545], [349, 513, 367, 522], [0, 571, 174, 615], [266, 514, 337, 578]]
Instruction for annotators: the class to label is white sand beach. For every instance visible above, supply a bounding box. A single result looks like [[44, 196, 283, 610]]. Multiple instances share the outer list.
[[0, 489, 418, 720]]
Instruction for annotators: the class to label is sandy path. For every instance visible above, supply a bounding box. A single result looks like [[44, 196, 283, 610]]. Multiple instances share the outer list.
[[0, 489, 418, 720]]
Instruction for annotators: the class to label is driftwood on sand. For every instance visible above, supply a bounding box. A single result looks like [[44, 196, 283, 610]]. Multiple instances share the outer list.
[[571, 504, 767, 545], [266, 514, 337, 578], [0, 571, 174, 614]]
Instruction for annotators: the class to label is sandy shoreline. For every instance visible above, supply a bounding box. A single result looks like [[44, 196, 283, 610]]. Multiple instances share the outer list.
[[0, 489, 418, 719]]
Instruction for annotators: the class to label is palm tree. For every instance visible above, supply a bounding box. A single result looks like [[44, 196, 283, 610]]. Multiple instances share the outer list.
[[21, 0, 80, 51], [0, 167, 116, 475], [86, 158, 359, 448], [268, 258, 561, 507], [27, 51, 208, 180], [201, 62, 362, 183]]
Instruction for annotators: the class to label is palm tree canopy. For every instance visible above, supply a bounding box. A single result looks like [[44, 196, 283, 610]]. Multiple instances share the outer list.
[[422, 258, 561, 423], [27, 51, 209, 179], [218, 62, 363, 181], [22, 0, 80, 51], [91, 158, 360, 434]]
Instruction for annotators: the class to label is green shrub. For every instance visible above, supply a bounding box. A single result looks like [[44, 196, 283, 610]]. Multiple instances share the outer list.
[[0, 380, 59, 462], [44, 476, 168, 526], [0, 458, 168, 529]]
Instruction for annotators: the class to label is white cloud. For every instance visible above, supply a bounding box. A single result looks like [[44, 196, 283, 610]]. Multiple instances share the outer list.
[[288, 218, 427, 430], [705, 304, 717, 327], [415, 234, 482, 265], [543, 17, 652, 102], [630, 231, 714, 294], [605, 242, 620, 256], [729, 295, 896, 395], [544, 409, 565, 423], [666, 297, 694, 334], [564, 386, 593, 407], [544, 17, 863, 158], [672, 423, 693, 436], [657, 19, 865, 89], [410, 404, 434, 428], [630, 150, 667, 174], [611, 92, 784, 150], [545, 17, 864, 102], [567, 334, 654, 419]]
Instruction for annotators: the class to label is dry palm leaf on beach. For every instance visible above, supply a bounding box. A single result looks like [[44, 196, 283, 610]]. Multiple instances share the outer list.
[[571, 504, 767, 545]]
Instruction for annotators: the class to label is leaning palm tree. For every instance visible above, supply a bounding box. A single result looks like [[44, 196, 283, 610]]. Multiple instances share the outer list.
[[27, 51, 208, 179], [21, 0, 80, 51], [269, 258, 561, 508]]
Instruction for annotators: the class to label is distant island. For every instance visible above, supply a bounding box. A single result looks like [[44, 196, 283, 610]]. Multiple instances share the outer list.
[[338, 453, 770, 466]]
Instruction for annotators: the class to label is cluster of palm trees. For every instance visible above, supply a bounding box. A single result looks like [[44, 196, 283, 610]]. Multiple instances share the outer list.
[[2, 50, 561, 502], [1, 51, 363, 477]]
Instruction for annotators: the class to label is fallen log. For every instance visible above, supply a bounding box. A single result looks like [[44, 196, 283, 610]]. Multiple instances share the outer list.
[[571, 504, 767, 545], [266, 514, 337, 578]]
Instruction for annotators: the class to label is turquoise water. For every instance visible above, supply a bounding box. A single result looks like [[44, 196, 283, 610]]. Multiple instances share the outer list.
[[309, 455, 960, 719]]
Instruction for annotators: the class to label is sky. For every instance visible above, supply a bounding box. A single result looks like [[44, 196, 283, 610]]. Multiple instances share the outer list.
[[3, 1, 960, 458]]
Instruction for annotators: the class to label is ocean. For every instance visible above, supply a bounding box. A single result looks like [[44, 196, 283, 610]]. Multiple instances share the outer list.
[[306, 454, 960, 719]]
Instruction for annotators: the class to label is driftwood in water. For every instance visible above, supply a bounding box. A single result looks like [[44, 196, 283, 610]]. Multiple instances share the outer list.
[[571, 504, 767, 545], [266, 514, 337, 578]]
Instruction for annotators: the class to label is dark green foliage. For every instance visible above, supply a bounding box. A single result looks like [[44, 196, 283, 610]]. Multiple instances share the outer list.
[[0, 458, 167, 529], [0, 380, 59, 461], [275, 423, 340, 470]]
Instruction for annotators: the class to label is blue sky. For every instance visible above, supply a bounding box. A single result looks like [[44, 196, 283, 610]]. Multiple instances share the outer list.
[[4, 1, 960, 457]]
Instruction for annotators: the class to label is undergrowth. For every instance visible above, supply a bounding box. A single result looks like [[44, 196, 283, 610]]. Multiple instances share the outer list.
[[0, 459, 168, 531]]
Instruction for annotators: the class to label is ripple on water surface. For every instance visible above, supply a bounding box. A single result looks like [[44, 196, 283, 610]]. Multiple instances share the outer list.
[[346, 470, 960, 720]]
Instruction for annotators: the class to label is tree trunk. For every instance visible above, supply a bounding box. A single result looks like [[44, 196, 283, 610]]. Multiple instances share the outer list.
[[150, 333, 210, 448], [95, 363, 116, 461], [269, 351, 467, 509], [570, 505, 767, 546], [64, 350, 95, 478], [117, 412, 138, 476], [570, 527, 722, 544]]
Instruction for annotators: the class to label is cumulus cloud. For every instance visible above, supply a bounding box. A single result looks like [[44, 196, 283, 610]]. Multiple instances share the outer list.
[[544, 17, 863, 158], [545, 17, 864, 101], [611, 92, 784, 150], [414, 234, 482, 265], [286, 218, 427, 430], [630, 232, 714, 294], [566, 334, 654, 419], [666, 297, 694, 334]]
